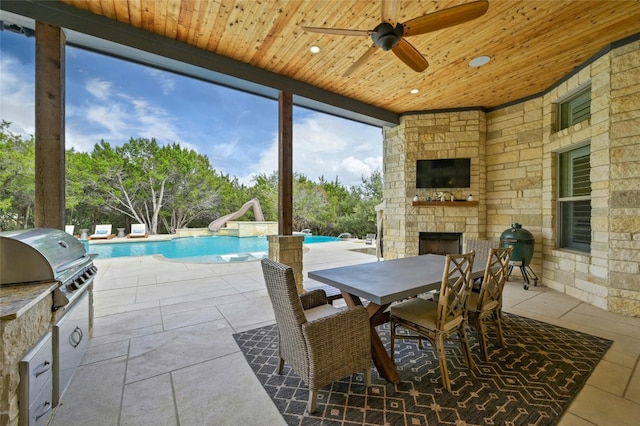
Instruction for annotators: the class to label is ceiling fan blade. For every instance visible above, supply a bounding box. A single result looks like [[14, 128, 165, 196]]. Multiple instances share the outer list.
[[403, 0, 489, 37], [302, 26, 371, 37], [392, 39, 429, 72], [381, 0, 400, 26], [343, 44, 379, 77]]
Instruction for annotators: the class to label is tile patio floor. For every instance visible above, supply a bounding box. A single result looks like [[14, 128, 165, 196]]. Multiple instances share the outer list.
[[49, 241, 640, 426]]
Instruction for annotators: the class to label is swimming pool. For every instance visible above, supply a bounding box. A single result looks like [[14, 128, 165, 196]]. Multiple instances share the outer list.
[[85, 235, 341, 262]]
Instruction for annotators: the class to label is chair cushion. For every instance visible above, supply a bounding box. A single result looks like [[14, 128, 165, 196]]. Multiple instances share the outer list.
[[390, 298, 439, 329], [467, 292, 480, 312], [467, 291, 498, 314], [304, 304, 341, 322]]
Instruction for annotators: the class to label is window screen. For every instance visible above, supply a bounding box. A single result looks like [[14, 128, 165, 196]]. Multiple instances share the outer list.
[[558, 144, 591, 252], [559, 86, 591, 130]]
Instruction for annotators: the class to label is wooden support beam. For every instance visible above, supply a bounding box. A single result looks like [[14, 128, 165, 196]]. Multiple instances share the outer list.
[[278, 92, 293, 235], [35, 22, 66, 229]]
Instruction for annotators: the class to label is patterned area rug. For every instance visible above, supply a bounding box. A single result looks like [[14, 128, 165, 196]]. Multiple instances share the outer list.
[[234, 313, 611, 426]]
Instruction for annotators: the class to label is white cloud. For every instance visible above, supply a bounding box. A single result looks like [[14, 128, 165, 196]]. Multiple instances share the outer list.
[[66, 82, 191, 152], [129, 98, 183, 142], [0, 54, 35, 137], [244, 113, 382, 187], [213, 137, 239, 160], [145, 68, 176, 95], [85, 78, 112, 100]]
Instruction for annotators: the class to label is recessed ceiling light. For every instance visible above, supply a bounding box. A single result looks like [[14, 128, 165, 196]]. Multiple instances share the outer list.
[[469, 55, 491, 67], [309, 45, 321, 54], [409, 88, 419, 94]]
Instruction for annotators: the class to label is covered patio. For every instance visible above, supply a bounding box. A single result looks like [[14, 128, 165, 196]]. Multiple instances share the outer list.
[[1, 1, 640, 425], [1, 0, 638, 315], [49, 242, 640, 425]]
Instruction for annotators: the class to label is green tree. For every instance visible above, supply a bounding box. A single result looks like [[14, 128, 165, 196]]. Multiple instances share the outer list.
[[0, 122, 35, 230], [292, 173, 329, 232], [66, 148, 101, 229], [86, 138, 221, 234], [246, 172, 279, 221], [160, 144, 220, 232], [0, 121, 384, 237], [335, 170, 383, 238]]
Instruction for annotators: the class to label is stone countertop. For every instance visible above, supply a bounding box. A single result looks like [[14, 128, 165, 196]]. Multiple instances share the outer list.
[[0, 282, 58, 320]]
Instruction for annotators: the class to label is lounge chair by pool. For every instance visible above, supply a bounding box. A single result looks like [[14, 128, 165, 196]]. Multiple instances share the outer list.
[[89, 224, 114, 240], [127, 223, 148, 238]]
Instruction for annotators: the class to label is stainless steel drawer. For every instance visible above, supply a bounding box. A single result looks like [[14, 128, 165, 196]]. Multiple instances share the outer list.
[[53, 291, 89, 406], [26, 376, 53, 426], [19, 333, 53, 426]]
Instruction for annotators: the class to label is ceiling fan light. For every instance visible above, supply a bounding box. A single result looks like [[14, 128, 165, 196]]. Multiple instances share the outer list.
[[376, 34, 398, 51], [372, 22, 404, 51], [469, 55, 491, 67]]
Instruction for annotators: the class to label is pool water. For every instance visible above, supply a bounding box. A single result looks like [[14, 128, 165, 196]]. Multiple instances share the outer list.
[[86, 235, 340, 262]]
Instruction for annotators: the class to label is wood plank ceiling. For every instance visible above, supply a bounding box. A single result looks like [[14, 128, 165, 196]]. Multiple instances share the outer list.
[[57, 0, 640, 114]]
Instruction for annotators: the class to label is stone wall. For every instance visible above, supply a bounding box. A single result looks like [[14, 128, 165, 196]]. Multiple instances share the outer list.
[[540, 40, 640, 315], [608, 41, 640, 315], [0, 296, 52, 426], [176, 222, 278, 238], [383, 40, 640, 316], [383, 111, 486, 259], [485, 99, 544, 280], [267, 235, 304, 294]]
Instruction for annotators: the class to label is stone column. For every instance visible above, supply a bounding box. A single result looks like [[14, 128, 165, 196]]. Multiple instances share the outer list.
[[267, 235, 304, 294]]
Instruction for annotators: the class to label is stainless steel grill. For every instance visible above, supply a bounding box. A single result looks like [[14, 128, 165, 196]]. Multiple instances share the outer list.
[[1, 227, 98, 422], [0, 227, 97, 309]]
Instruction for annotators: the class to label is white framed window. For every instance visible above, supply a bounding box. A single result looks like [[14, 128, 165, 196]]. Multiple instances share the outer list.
[[558, 85, 591, 130], [558, 144, 591, 252]]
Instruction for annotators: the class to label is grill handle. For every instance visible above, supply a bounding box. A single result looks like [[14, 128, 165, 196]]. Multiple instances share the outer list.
[[55, 253, 97, 273]]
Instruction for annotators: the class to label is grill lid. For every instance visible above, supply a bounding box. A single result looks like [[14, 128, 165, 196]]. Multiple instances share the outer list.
[[0, 228, 92, 285], [499, 223, 535, 243]]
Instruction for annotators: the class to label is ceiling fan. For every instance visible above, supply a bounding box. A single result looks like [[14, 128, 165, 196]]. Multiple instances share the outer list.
[[302, 0, 489, 76]]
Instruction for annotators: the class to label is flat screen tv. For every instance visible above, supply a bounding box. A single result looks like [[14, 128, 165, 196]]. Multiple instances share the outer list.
[[416, 158, 471, 189]]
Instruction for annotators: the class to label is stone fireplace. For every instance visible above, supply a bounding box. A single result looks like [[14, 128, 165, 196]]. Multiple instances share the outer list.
[[381, 110, 486, 260], [419, 232, 462, 255]]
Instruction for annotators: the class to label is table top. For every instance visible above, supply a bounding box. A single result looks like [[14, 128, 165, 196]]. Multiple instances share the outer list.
[[308, 254, 486, 305]]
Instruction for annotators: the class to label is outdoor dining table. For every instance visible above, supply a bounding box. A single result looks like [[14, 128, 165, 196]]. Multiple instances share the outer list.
[[307, 254, 487, 384]]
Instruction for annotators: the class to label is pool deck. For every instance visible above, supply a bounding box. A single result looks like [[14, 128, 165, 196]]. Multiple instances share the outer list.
[[47, 241, 640, 426]]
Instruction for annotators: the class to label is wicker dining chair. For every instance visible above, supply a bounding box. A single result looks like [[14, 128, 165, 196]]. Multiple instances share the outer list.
[[389, 251, 476, 392], [467, 246, 513, 361], [260, 258, 371, 413], [464, 239, 499, 291]]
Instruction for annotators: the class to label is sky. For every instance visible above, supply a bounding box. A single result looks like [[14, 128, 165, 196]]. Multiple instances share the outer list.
[[0, 29, 382, 187]]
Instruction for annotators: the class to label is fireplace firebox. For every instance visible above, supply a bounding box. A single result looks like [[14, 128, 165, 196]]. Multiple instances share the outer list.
[[419, 232, 462, 255]]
